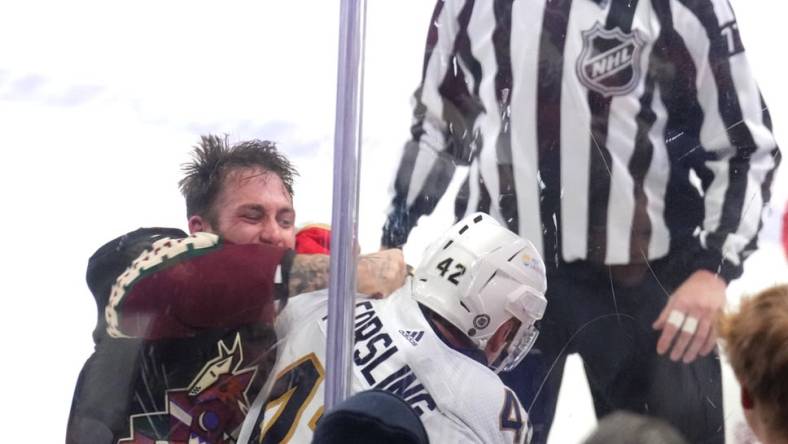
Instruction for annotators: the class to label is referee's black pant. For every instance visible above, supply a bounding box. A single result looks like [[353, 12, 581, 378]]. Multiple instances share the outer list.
[[501, 255, 725, 444]]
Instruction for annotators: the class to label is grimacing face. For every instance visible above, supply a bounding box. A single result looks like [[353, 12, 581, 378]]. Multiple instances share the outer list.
[[189, 167, 297, 249]]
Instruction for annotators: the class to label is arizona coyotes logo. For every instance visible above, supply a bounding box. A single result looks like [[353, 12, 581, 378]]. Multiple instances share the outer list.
[[120, 335, 257, 444], [576, 22, 645, 97]]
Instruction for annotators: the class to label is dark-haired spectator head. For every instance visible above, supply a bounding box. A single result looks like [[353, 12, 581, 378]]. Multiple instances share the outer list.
[[312, 389, 429, 444]]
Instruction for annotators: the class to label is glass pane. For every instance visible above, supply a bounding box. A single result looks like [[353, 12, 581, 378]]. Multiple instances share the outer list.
[[0, 2, 350, 442], [359, 1, 787, 444], [3, 0, 785, 443]]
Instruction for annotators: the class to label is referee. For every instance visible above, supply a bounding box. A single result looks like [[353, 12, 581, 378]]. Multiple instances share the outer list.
[[381, 1, 781, 443]]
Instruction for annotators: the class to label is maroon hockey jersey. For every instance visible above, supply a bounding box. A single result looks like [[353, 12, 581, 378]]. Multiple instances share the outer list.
[[66, 227, 294, 444]]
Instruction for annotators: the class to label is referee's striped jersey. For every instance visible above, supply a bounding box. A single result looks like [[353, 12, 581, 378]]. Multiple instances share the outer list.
[[382, 0, 781, 282]]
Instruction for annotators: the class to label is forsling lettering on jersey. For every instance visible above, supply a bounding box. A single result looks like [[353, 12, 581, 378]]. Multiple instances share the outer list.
[[342, 300, 437, 415], [239, 288, 531, 444]]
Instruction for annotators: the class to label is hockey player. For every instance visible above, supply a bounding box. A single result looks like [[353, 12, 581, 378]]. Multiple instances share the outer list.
[[240, 213, 548, 444], [66, 136, 406, 444]]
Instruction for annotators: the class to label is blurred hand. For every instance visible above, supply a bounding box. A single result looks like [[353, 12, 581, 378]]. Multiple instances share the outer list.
[[652, 270, 727, 363], [356, 249, 407, 298]]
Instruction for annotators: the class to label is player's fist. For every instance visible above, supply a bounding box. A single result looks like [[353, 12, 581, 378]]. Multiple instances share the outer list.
[[357, 249, 407, 298]]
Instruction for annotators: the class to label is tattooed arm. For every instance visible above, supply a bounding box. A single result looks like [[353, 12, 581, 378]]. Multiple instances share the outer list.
[[288, 254, 331, 296], [105, 233, 288, 339], [105, 230, 407, 338], [288, 249, 407, 298]]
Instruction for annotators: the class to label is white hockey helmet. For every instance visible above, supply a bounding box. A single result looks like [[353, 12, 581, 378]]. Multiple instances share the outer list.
[[412, 212, 548, 373]]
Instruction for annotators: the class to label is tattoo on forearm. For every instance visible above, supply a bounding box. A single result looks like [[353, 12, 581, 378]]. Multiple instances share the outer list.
[[289, 254, 330, 296]]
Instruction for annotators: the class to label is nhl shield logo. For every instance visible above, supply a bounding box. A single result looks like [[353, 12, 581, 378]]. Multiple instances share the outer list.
[[576, 22, 645, 97]]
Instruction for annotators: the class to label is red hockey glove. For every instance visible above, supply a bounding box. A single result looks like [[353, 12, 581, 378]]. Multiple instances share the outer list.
[[295, 224, 331, 254]]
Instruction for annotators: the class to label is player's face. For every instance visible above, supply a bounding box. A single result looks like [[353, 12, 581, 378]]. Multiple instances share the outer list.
[[193, 167, 297, 249], [484, 318, 521, 366]]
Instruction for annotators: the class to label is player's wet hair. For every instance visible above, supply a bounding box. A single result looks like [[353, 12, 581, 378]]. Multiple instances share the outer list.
[[719, 284, 788, 440], [419, 304, 476, 349], [179, 134, 298, 225]]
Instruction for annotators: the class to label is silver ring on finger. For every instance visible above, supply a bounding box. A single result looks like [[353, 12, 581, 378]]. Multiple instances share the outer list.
[[682, 316, 699, 335], [667, 310, 686, 329]]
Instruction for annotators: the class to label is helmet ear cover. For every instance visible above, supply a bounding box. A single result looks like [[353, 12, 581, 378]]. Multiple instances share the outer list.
[[411, 213, 547, 372]]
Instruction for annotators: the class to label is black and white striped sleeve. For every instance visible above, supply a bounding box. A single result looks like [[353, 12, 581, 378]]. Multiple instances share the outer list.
[[381, 0, 484, 248], [670, 0, 781, 282]]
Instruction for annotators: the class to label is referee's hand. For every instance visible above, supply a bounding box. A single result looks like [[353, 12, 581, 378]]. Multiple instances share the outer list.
[[652, 270, 727, 363]]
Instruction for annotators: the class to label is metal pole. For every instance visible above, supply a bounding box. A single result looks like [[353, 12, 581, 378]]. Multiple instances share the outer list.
[[325, 0, 366, 409]]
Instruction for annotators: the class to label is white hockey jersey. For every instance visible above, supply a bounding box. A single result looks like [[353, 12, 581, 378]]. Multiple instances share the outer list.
[[239, 281, 531, 444]]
